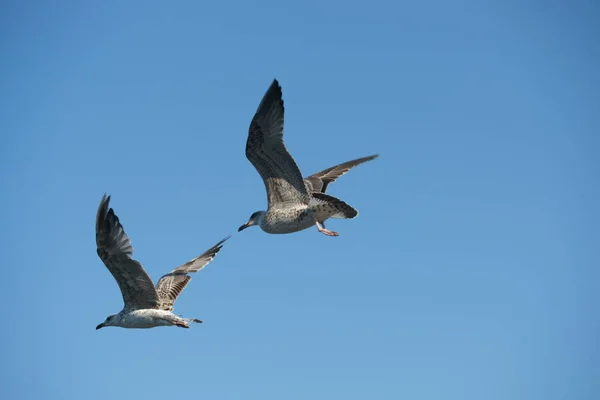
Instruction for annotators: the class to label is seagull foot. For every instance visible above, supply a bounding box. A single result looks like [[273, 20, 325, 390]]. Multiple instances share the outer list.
[[316, 222, 339, 237], [173, 321, 190, 328], [320, 229, 339, 237]]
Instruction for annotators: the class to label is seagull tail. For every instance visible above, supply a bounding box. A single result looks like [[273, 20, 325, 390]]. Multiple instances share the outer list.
[[309, 193, 358, 221]]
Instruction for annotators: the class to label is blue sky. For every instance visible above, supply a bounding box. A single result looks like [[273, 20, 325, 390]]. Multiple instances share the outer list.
[[1, 1, 598, 399]]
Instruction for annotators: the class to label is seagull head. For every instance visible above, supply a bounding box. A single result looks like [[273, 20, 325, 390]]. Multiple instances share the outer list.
[[96, 314, 118, 330], [238, 211, 265, 232]]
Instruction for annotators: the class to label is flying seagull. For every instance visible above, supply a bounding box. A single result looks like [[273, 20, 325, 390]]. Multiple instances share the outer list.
[[239, 79, 378, 237], [95, 194, 229, 330]]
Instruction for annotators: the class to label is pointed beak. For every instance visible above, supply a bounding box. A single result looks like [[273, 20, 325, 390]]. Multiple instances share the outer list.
[[96, 323, 105, 330], [238, 222, 251, 232]]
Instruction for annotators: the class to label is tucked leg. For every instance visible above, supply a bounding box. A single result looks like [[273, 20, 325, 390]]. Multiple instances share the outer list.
[[173, 320, 190, 328], [316, 221, 339, 237]]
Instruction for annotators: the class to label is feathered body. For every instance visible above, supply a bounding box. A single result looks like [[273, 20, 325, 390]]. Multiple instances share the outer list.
[[95, 194, 229, 330], [240, 79, 377, 236], [112, 309, 198, 329]]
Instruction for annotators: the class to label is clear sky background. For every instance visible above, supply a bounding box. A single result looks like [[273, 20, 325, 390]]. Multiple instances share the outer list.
[[1, 1, 598, 399]]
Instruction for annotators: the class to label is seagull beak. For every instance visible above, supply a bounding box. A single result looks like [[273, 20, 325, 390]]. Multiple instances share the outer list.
[[96, 323, 105, 330], [238, 222, 250, 232]]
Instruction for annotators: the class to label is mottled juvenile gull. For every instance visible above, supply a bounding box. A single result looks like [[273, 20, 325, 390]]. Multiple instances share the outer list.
[[239, 79, 378, 237], [95, 194, 229, 330]]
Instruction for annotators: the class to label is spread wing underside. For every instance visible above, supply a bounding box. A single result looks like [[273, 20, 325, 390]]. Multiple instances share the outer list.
[[304, 154, 379, 193], [96, 194, 160, 311], [155, 236, 230, 311], [245, 79, 310, 208]]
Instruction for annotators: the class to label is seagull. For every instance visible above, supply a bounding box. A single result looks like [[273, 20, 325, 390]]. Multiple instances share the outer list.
[[239, 79, 378, 237], [95, 194, 229, 330]]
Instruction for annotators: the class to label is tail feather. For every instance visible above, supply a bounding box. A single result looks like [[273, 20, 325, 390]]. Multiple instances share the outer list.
[[310, 193, 358, 222]]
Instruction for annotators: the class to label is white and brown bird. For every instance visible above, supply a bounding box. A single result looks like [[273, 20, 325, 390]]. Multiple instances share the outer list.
[[239, 79, 378, 237], [95, 194, 229, 330]]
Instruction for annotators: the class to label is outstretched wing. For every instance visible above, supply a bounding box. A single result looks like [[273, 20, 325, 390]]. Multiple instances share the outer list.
[[96, 194, 160, 310], [245, 79, 310, 208], [304, 154, 379, 193], [155, 236, 230, 311]]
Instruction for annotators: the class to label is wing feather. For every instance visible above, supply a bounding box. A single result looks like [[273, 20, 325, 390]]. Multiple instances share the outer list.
[[245, 79, 309, 208], [155, 236, 230, 311], [95, 194, 160, 310], [304, 154, 379, 193]]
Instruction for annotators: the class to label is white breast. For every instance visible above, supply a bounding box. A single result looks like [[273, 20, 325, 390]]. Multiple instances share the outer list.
[[120, 309, 174, 328]]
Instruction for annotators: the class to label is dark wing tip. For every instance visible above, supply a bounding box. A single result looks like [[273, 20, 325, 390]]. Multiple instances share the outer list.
[[201, 235, 231, 262], [220, 234, 233, 243], [306, 154, 380, 193], [197, 234, 231, 263], [256, 78, 284, 114], [351, 154, 379, 164], [96, 194, 111, 235], [246, 79, 285, 156], [95, 194, 134, 259], [211, 235, 232, 253], [169, 235, 232, 275], [270, 78, 281, 92]]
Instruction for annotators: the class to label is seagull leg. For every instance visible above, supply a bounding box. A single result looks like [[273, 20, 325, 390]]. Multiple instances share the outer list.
[[316, 221, 339, 237], [173, 320, 190, 328]]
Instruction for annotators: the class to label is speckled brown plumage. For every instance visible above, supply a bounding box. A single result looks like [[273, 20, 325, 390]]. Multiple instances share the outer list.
[[304, 154, 379, 194], [241, 79, 378, 236], [154, 237, 229, 311], [95, 194, 229, 313]]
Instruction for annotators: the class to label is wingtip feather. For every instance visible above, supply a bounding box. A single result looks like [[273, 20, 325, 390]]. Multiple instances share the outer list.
[[96, 194, 110, 234]]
